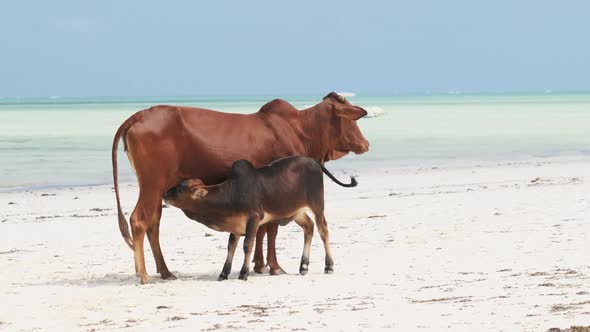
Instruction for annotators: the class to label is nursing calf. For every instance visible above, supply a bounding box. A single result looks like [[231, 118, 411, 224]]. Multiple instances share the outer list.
[[162, 156, 357, 281]]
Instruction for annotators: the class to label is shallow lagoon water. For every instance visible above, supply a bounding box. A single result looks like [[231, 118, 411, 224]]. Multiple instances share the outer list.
[[1, 93, 589, 191]]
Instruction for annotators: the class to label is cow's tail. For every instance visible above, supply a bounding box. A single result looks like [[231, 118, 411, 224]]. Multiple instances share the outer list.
[[112, 111, 143, 250], [319, 163, 358, 188]]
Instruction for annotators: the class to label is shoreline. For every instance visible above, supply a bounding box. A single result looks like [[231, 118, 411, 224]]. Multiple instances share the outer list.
[[2, 153, 590, 194]]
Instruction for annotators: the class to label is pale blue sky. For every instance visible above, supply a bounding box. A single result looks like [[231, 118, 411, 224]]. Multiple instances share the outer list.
[[1, 0, 589, 97]]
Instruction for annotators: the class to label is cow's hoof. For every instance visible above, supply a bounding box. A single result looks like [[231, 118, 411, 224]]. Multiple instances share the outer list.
[[253, 265, 269, 274], [324, 266, 334, 274], [160, 272, 177, 280], [218, 273, 228, 281], [238, 273, 249, 281], [139, 274, 151, 284], [270, 268, 286, 276]]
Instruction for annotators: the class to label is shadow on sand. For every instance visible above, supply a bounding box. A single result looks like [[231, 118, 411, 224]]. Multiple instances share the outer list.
[[23, 271, 223, 287]]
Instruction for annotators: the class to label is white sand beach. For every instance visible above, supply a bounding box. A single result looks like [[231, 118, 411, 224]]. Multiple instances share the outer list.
[[1, 157, 589, 331]]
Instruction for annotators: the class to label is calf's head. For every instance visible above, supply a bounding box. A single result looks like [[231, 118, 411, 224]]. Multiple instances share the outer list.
[[318, 92, 370, 161], [163, 179, 208, 209]]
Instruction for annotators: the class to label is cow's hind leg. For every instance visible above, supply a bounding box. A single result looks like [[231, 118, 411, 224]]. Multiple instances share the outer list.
[[294, 213, 314, 275], [130, 202, 150, 284], [253, 225, 268, 274], [218, 233, 239, 281], [146, 198, 175, 280], [266, 223, 286, 275]]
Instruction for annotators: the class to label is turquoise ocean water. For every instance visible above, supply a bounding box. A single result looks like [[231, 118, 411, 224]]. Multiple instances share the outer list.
[[0, 93, 589, 192]]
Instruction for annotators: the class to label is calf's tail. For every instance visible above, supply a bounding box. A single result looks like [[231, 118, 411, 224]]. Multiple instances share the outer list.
[[319, 163, 358, 188]]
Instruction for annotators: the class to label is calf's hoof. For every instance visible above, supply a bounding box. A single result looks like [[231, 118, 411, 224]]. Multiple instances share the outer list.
[[299, 264, 309, 275], [217, 273, 228, 281], [324, 266, 334, 274], [238, 273, 249, 281], [270, 267, 286, 276], [160, 271, 177, 280]]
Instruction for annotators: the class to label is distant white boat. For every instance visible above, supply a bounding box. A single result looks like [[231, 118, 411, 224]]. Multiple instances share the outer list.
[[364, 106, 385, 118], [337, 92, 356, 97]]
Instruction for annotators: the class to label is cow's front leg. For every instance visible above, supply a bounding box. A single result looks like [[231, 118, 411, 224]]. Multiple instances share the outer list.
[[253, 225, 268, 274], [218, 233, 239, 281], [266, 223, 286, 275], [239, 215, 261, 281]]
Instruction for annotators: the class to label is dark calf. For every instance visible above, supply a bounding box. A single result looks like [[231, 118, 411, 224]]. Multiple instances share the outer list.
[[162, 156, 357, 281]]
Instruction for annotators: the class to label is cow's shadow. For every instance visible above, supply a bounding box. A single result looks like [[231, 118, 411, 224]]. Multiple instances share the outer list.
[[24, 271, 223, 287]]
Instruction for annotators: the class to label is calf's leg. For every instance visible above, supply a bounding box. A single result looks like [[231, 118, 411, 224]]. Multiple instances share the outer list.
[[218, 233, 239, 281], [314, 213, 334, 274], [239, 216, 261, 281], [294, 213, 314, 275]]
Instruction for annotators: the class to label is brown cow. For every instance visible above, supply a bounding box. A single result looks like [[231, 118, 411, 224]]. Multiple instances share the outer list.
[[162, 156, 358, 280], [112, 92, 369, 284]]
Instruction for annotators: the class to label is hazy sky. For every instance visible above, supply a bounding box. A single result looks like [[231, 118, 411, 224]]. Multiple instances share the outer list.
[[1, 0, 589, 97]]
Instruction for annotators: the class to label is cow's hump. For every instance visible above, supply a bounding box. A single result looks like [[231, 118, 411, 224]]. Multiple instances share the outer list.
[[256, 99, 299, 119]]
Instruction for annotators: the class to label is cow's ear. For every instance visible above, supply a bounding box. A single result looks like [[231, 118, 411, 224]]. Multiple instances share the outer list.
[[191, 187, 208, 199], [337, 106, 367, 120]]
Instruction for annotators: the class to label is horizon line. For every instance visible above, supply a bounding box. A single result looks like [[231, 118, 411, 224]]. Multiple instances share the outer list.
[[1, 89, 590, 101]]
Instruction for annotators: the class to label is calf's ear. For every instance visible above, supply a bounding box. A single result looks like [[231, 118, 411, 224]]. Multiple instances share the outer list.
[[192, 187, 208, 199], [338, 106, 367, 120], [189, 179, 205, 186]]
